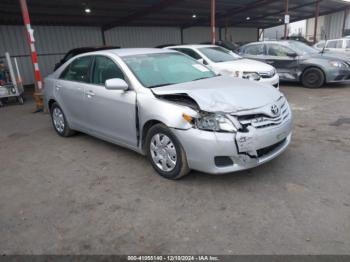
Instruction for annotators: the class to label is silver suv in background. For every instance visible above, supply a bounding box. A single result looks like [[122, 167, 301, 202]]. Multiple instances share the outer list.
[[44, 48, 292, 179]]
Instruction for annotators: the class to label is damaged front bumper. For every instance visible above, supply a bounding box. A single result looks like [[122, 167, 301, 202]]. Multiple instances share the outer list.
[[171, 114, 292, 174]]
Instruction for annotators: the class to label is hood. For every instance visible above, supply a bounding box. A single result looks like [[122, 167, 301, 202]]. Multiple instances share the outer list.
[[214, 58, 274, 73], [308, 52, 350, 62], [152, 76, 282, 113]]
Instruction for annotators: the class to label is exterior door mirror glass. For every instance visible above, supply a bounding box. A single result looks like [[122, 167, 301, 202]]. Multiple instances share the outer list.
[[105, 78, 129, 90]]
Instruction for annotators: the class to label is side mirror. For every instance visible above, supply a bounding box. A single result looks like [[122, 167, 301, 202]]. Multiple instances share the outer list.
[[105, 78, 129, 90], [287, 52, 298, 58]]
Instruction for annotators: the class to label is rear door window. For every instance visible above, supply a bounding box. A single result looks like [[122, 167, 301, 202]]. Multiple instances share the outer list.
[[60, 56, 93, 83], [326, 40, 342, 48]]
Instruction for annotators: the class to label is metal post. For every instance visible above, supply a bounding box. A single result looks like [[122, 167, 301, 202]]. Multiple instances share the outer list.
[[284, 0, 289, 39], [19, 0, 43, 111], [180, 27, 184, 44], [314, 0, 320, 43], [211, 0, 216, 44], [101, 28, 106, 45], [342, 8, 348, 37]]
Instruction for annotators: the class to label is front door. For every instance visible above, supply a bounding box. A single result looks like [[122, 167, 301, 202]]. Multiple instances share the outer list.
[[55, 55, 93, 130], [85, 55, 137, 147], [265, 43, 299, 81]]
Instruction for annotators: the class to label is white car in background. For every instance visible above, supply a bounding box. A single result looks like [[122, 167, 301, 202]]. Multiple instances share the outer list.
[[314, 38, 350, 53], [165, 44, 279, 88]]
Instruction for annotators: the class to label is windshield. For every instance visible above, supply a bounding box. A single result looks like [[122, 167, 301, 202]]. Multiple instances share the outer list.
[[122, 52, 216, 88], [198, 46, 241, 63], [287, 41, 318, 55]]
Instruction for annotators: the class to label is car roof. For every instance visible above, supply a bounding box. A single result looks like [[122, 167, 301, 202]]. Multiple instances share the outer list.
[[242, 40, 299, 46], [166, 44, 217, 49], [85, 48, 177, 57]]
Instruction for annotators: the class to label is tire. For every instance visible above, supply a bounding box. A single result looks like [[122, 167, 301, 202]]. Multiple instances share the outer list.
[[301, 67, 325, 88], [50, 102, 76, 137], [145, 124, 190, 180]]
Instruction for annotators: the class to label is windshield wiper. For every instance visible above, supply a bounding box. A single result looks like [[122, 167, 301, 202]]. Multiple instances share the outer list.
[[148, 83, 176, 88], [192, 76, 218, 81]]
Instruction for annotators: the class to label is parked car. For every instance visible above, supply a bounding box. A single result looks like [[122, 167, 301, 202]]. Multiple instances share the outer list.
[[239, 40, 350, 88], [166, 45, 279, 88], [314, 38, 350, 53], [44, 48, 293, 179], [200, 40, 240, 52], [54, 46, 120, 71]]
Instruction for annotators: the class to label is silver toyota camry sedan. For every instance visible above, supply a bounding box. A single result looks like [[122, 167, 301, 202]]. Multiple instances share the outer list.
[[44, 48, 293, 179]]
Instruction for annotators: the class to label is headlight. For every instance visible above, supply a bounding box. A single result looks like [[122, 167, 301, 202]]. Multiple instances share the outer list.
[[329, 61, 348, 68], [195, 113, 237, 132], [243, 72, 261, 81]]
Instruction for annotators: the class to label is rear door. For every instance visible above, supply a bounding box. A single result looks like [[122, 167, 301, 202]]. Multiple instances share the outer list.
[[84, 55, 137, 147], [56, 55, 93, 130], [265, 43, 299, 81]]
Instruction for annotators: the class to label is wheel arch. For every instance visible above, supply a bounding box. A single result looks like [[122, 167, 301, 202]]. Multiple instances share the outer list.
[[141, 120, 164, 152]]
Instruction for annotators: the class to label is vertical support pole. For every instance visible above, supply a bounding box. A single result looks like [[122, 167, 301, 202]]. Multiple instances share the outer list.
[[101, 28, 106, 45], [19, 0, 43, 111], [211, 0, 216, 44], [314, 0, 320, 44], [180, 27, 184, 44], [284, 0, 289, 40], [342, 8, 348, 37], [224, 20, 228, 41], [219, 27, 222, 41]]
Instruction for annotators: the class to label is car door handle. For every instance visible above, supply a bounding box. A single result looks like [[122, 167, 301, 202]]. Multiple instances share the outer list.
[[86, 90, 95, 97], [55, 84, 62, 90], [266, 60, 274, 64]]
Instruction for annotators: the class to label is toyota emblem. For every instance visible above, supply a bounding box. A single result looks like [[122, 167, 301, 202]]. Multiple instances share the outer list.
[[271, 104, 280, 115]]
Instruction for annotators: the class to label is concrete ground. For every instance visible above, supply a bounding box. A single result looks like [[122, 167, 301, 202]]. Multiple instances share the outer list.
[[0, 83, 349, 255]]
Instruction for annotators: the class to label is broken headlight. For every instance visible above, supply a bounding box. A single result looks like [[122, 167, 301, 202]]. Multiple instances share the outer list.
[[195, 113, 237, 132]]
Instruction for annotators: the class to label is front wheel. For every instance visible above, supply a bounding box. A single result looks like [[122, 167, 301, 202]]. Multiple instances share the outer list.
[[146, 124, 190, 180], [301, 67, 325, 88], [50, 102, 76, 137]]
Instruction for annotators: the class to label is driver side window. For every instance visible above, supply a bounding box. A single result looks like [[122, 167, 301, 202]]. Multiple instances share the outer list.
[[92, 56, 125, 85], [267, 44, 293, 57]]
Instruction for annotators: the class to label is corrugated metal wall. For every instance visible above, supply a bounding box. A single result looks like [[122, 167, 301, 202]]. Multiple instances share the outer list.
[[105, 26, 181, 47], [220, 27, 257, 42], [1, 25, 258, 85], [182, 27, 219, 43], [324, 11, 345, 39], [0, 25, 103, 85]]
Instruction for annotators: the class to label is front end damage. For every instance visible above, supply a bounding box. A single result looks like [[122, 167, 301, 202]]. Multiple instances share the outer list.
[[157, 93, 293, 174]]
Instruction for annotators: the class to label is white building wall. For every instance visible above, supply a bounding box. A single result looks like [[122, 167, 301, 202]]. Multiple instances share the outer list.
[[104, 27, 181, 47], [324, 11, 345, 39], [0, 25, 103, 85]]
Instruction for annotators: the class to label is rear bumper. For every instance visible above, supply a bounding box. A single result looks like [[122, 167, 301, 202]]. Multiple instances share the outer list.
[[171, 114, 293, 174]]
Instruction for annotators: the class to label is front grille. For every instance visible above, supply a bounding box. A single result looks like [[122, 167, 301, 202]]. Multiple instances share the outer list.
[[236, 98, 289, 129], [257, 138, 286, 158]]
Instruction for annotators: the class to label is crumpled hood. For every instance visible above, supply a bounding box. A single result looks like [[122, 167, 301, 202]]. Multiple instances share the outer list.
[[214, 58, 274, 73], [152, 76, 282, 113]]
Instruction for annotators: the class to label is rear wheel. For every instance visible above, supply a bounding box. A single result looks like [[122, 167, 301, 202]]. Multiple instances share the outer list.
[[50, 102, 76, 137], [301, 67, 324, 88], [146, 124, 190, 180]]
